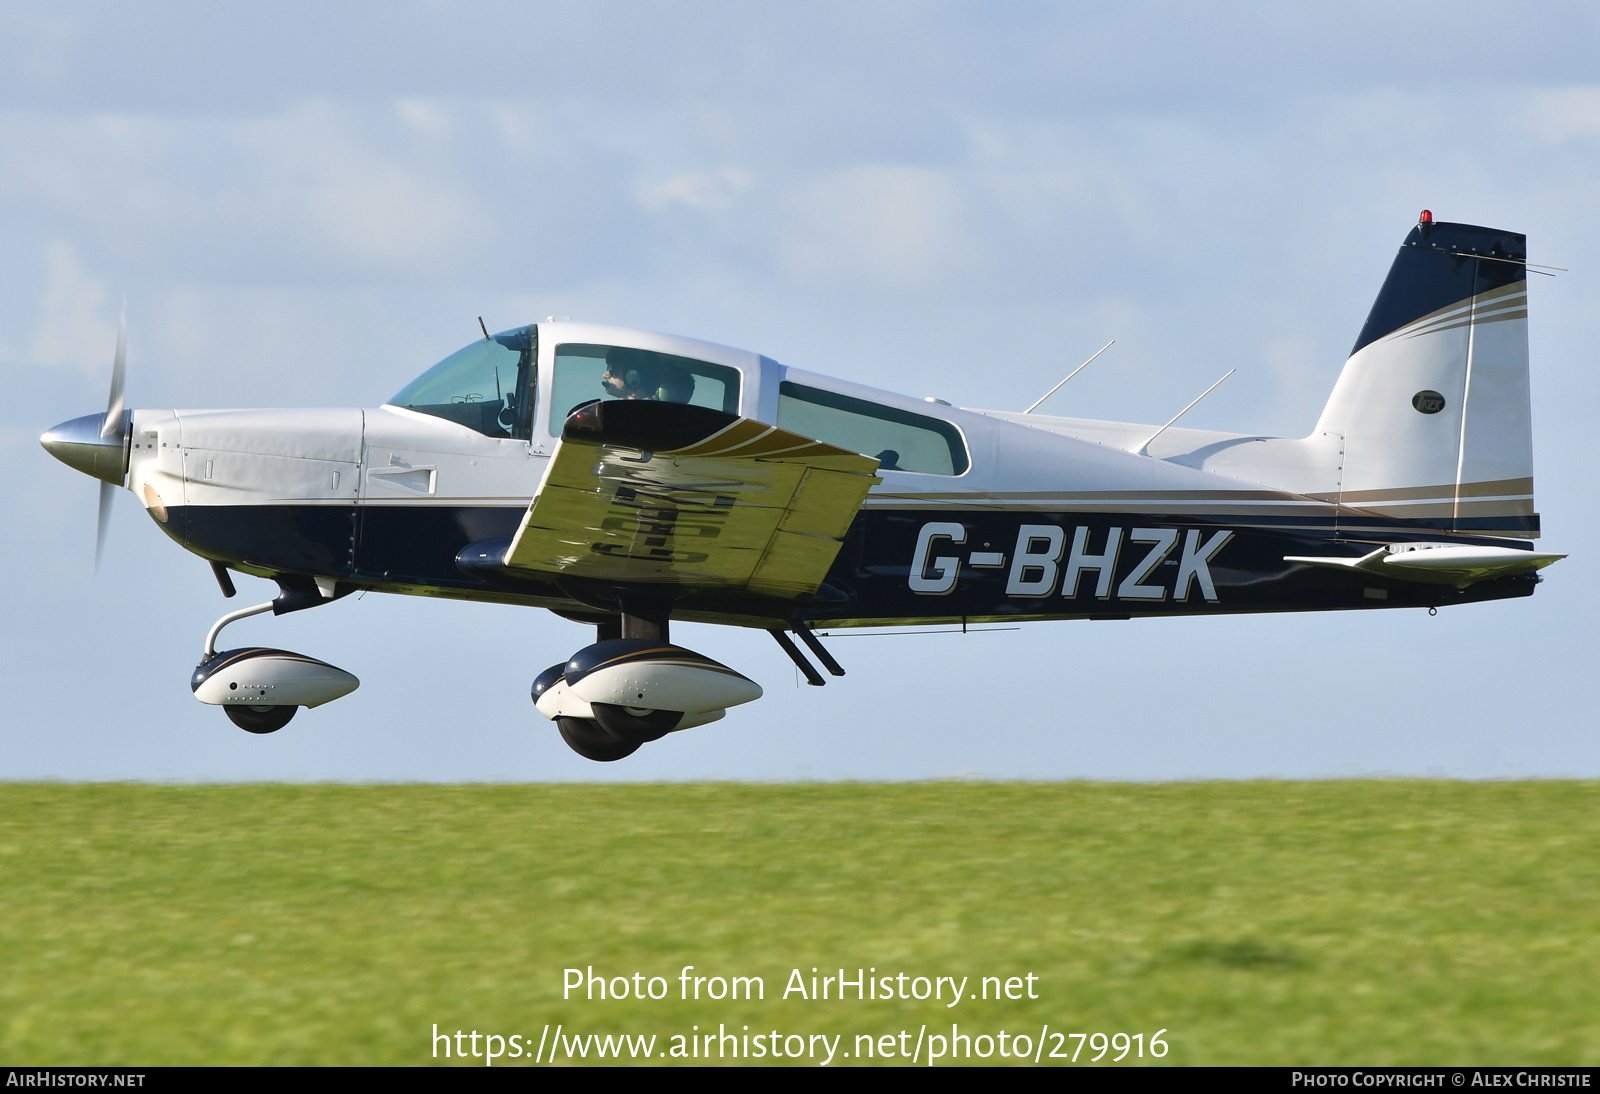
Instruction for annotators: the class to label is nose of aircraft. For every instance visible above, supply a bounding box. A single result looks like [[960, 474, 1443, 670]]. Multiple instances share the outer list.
[[41, 411, 130, 484]]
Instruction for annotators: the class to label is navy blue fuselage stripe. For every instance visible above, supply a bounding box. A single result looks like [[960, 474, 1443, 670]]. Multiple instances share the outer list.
[[164, 503, 1538, 624]]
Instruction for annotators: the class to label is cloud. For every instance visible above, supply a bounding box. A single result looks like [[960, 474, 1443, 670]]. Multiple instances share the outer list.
[[29, 239, 117, 372], [779, 165, 969, 290], [634, 166, 754, 212], [236, 103, 487, 272], [0, 103, 489, 282], [0, 7, 81, 93], [1521, 86, 1600, 144], [394, 97, 453, 137]]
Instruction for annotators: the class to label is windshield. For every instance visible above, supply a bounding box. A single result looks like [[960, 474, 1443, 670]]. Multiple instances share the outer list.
[[548, 343, 740, 431], [389, 325, 536, 439]]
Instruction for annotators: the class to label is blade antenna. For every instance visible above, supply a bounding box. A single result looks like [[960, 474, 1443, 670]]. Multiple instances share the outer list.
[[1135, 368, 1235, 456], [1024, 340, 1113, 414]]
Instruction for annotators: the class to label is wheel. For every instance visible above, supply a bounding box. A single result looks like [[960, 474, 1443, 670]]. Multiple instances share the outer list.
[[556, 717, 641, 762], [225, 705, 297, 734], [590, 703, 683, 744]]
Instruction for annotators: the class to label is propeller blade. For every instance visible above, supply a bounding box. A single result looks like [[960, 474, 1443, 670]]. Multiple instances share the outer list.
[[101, 300, 126, 442], [96, 479, 115, 570]]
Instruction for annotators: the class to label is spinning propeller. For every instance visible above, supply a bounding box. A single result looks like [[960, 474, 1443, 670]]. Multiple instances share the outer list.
[[39, 303, 132, 568]]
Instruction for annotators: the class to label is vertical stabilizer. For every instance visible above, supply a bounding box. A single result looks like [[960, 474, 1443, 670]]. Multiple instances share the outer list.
[[1313, 215, 1536, 537]]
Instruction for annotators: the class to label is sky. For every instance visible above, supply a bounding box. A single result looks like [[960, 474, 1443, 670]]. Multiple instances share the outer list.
[[4, 1, 1599, 781]]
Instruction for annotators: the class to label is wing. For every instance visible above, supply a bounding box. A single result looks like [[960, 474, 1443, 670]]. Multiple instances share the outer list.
[[504, 400, 881, 598]]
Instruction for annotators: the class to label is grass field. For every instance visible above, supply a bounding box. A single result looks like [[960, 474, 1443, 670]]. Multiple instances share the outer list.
[[0, 781, 1596, 1066]]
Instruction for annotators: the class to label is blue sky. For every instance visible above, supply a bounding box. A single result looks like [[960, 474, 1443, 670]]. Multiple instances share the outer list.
[[4, 2, 1598, 780]]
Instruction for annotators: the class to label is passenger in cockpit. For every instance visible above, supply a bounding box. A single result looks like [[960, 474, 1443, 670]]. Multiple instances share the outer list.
[[602, 347, 695, 404]]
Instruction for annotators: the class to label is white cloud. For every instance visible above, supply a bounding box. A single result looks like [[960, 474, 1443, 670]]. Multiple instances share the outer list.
[[0, 103, 490, 281], [237, 103, 487, 271], [779, 165, 969, 290], [29, 239, 117, 372], [307, 155, 472, 265], [635, 166, 754, 211], [0, 8, 81, 92], [394, 97, 453, 137], [1522, 87, 1600, 144]]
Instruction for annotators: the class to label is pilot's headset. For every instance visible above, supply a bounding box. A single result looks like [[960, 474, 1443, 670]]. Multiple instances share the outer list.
[[605, 348, 657, 398]]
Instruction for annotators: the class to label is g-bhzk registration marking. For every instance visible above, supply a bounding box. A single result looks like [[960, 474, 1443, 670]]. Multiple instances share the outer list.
[[909, 522, 1233, 603]]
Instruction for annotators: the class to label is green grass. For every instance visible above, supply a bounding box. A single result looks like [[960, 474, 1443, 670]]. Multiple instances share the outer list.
[[0, 782, 1596, 1065]]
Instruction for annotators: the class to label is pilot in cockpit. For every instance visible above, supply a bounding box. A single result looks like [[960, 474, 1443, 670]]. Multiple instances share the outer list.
[[601, 347, 695, 404]]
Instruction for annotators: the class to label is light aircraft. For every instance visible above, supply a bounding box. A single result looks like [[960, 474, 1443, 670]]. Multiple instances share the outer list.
[[41, 213, 1564, 760]]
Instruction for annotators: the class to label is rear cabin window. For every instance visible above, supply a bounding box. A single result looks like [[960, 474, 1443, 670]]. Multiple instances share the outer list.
[[777, 381, 969, 475], [549, 344, 741, 431]]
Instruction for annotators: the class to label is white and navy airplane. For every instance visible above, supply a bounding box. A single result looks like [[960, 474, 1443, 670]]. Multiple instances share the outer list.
[[41, 213, 1564, 760]]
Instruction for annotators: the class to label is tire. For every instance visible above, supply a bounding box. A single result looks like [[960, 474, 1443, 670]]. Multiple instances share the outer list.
[[225, 705, 297, 734], [556, 716, 641, 762], [590, 703, 683, 744]]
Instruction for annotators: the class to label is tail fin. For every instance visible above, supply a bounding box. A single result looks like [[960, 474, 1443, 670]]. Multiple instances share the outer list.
[[1313, 215, 1537, 538]]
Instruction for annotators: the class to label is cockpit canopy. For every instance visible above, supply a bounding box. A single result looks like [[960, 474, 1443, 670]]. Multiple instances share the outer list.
[[388, 324, 967, 475], [388, 326, 745, 441], [388, 325, 536, 440]]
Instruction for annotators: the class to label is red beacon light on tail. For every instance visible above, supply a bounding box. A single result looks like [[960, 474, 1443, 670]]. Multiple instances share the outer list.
[[1419, 209, 1433, 224]]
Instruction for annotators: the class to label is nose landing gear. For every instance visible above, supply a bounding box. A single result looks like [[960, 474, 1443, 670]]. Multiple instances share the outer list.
[[191, 578, 360, 734]]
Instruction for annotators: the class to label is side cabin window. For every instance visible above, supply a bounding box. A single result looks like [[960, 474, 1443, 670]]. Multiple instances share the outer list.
[[777, 381, 970, 475], [549, 344, 741, 431], [388, 325, 537, 440]]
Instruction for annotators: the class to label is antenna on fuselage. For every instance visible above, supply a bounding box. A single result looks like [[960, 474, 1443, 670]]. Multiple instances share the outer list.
[[478, 316, 491, 341], [1023, 340, 1114, 414], [1135, 368, 1235, 456]]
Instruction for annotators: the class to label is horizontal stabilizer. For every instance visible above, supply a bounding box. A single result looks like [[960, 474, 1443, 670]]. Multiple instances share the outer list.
[[1285, 543, 1564, 588]]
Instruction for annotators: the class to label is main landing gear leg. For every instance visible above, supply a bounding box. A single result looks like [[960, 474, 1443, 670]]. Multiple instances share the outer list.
[[619, 594, 670, 643], [582, 594, 676, 745], [537, 596, 681, 760]]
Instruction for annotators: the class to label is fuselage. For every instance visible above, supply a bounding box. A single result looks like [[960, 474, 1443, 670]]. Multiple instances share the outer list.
[[119, 320, 1538, 629]]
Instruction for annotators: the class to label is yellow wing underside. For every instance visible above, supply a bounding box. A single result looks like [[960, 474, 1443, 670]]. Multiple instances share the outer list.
[[505, 415, 881, 598]]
